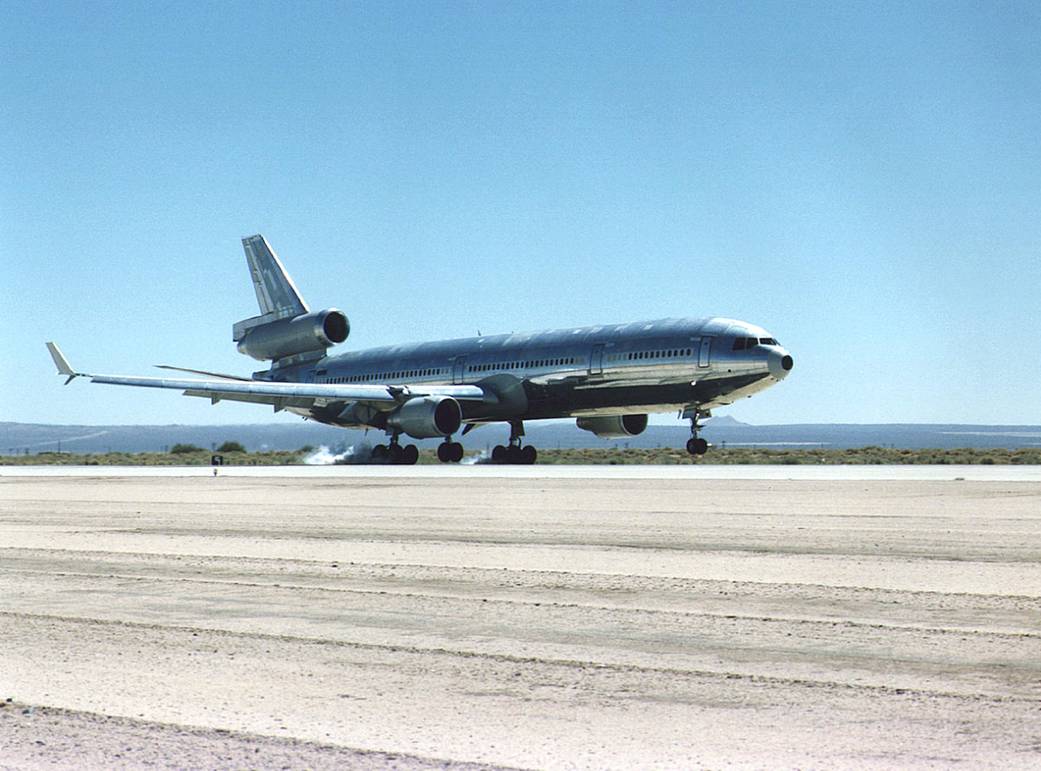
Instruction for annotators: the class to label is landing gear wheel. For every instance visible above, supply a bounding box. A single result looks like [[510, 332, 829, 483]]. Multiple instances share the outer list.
[[400, 444, 419, 465], [491, 445, 507, 463], [372, 444, 388, 462], [506, 445, 522, 464], [686, 437, 709, 455], [438, 441, 464, 463], [389, 443, 405, 464], [519, 445, 537, 465]]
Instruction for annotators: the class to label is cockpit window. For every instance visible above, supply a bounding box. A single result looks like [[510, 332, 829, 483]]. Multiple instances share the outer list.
[[734, 336, 780, 350]]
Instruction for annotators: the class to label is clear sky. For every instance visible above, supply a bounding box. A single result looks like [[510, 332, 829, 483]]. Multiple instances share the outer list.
[[3, 1, 1039, 427]]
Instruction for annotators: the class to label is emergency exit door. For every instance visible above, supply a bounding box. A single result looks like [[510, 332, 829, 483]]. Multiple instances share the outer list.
[[589, 343, 605, 376], [452, 356, 467, 384], [698, 337, 712, 368]]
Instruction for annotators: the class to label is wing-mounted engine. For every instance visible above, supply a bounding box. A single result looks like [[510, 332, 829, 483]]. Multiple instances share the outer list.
[[234, 309, 349, 362], [576, 414, 648, 439], [386, 395, 462, 438]]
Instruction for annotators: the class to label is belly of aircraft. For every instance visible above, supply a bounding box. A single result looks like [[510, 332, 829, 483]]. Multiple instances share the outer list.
[[515, 373, 769, 420], [303, 371, 772, 428]]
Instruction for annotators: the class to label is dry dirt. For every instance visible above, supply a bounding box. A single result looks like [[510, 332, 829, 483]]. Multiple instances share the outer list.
[[1, 474, 1040, 769]]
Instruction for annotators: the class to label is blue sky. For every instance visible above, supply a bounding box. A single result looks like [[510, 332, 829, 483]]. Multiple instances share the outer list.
[[3, 1, 1039, 426]]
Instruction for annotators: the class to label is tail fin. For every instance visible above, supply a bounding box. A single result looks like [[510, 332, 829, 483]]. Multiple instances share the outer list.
[[233, 236, 347, 367], [241, 234, 309, 318]]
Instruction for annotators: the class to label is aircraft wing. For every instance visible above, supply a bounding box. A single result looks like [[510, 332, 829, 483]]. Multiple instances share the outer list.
[[46, 343, 489, 411]]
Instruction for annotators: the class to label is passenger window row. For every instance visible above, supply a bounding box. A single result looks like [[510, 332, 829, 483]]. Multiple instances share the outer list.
[[621, 347, 692, 361], [324, 367, 447, 384], [468, 357, 576, 373]]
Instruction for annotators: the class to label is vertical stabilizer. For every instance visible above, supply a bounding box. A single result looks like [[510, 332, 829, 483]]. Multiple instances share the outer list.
[[241, 234, 309, 319], [233, 235, 347, 367]]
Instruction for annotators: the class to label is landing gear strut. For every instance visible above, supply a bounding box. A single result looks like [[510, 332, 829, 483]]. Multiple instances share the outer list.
[[686, 411, 710, 456], [437, 438, 464, 463], [492, 421, 537, 464], [373, 434, 419, 465]]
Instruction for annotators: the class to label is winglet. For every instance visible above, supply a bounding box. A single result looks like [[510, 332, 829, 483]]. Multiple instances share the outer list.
[[46, 342, 79, 385]]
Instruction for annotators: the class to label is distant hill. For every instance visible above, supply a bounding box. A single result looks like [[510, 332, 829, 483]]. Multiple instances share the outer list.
[[3, 419, 1041, 456]]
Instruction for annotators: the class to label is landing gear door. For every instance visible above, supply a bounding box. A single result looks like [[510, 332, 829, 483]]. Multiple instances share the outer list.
[[698, 337, 712, 368], [452, 356, 467, 384], [589, 343, 605, 377]]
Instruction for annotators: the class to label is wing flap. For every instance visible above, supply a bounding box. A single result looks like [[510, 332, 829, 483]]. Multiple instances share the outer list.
[[156, 365, 252, 381], [181, 389, 317, 408]]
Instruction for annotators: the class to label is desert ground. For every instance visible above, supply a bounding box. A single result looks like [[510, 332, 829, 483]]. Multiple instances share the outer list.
[[1, 471, 1040, 769]]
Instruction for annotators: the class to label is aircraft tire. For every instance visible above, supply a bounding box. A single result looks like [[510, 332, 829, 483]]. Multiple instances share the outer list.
[[449, 442, 464, 463], [520, 445, 537, 465], [400, 444, 419, 465], [491, 445, 507, 464], [686, 437, 709, 455], [389, 444, 405, 463], [372, 444, 388, 462], [437, 443, 450, 463], [506, 445, 523, 464]]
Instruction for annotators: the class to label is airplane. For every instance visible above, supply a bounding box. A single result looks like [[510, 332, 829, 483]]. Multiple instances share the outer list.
[[47, 234, 794, 464]]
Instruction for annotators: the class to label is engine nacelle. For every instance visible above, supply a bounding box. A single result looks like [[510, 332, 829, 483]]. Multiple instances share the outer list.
[[386, 396, 462, 439], [576, 414, 649, 439], [235, 308, 349, 361]]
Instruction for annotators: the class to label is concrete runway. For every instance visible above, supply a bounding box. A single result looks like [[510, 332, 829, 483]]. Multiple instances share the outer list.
[[5, 463, 1041, 480], [1, 473, 1040, 769]]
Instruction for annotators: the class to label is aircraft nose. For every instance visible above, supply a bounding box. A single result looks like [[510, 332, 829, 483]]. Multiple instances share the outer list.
[[768, 350, 794, 379]]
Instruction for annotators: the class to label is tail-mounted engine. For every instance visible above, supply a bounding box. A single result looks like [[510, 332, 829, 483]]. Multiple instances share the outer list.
[[234, 308, 349, 362], [576, 414, 649, 439]]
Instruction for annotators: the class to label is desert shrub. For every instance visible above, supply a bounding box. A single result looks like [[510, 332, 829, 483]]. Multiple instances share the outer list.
[[217, 441, 246, 453], [170, 443, 204, 454]]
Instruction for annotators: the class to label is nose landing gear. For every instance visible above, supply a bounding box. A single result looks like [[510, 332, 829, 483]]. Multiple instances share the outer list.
[[686, 436, 709, 455], [686, 411, 710, 456]]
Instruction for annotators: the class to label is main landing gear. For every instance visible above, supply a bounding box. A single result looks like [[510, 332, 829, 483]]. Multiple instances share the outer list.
[[491, 421, 538, 465], [686, 411, 710, 456], [372, 434, 419, 465], [437, 438, 465, 463]]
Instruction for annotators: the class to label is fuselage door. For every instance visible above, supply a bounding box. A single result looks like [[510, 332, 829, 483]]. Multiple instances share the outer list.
[[698, 337, 712, 368], [452, 356, 467, 384], [589, 343, 605, 376]]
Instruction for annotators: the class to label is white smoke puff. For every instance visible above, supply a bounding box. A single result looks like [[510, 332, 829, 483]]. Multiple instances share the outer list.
[[461, 449, 490, 465], [303, 445, 355, 465]]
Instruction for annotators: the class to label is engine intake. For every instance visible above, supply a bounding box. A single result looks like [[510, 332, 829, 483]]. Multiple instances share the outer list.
[[386, 396, 462, 439], [576, 414, 649, 439], [235, 308, 349, 361]]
